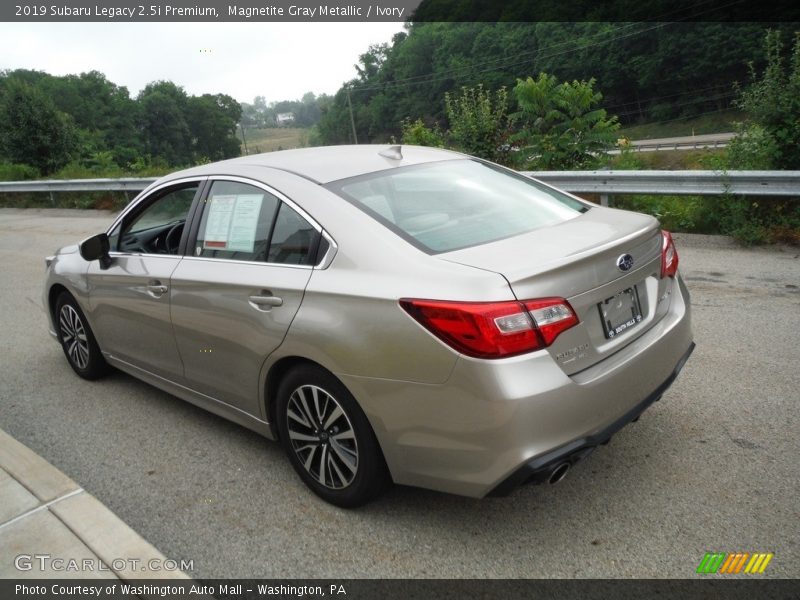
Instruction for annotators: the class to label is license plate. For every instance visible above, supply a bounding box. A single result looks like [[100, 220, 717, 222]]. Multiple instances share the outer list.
[[598, 287, 643, 339]]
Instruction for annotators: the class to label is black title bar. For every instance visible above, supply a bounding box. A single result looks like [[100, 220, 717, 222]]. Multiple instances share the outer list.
[[3, 0, 799, 22]]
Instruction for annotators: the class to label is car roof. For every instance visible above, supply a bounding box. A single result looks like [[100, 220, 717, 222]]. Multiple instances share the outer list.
[[166, 145, 467, 185]]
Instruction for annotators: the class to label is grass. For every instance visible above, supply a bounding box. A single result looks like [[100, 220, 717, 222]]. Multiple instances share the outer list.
[[604, 148, 727, 171], [238, 127, 308, 154], [0, 191, 131, 211], [619, 110, 745, 140]]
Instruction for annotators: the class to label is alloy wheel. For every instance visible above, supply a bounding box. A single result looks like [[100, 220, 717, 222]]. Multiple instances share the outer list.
[[59, 304, 90, 370], [285, 384, 359, 489]]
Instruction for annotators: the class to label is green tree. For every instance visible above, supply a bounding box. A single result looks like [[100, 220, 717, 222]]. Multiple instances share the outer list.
[[729, 30, 800, 170], [137, 81, 192, 166], [187, 93, 242, 161], [0, 69, 141, 168], [355, 44, 389, 82], [444, 84, 509, 161], [316, 86, 363, 144], [0, 80, 77, 174], [511, 73, 620, 170], [315, 21, 788, 144]]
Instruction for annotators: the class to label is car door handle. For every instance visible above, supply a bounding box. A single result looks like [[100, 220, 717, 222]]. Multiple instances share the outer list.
[[146, 282, 169, 297], [248, 294, 283, 309]]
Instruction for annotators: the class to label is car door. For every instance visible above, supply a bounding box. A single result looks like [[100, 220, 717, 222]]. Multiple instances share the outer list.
[[87, 179, 204, 381], [169, 178, 320, 417]]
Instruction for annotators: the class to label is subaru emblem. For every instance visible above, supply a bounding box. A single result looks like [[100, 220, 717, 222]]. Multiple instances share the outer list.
[[616, 253, 634, 272]]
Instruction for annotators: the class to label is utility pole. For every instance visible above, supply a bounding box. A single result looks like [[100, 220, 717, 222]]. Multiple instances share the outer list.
[[239, 123, 249, 155], [346, 87, 358, 144]]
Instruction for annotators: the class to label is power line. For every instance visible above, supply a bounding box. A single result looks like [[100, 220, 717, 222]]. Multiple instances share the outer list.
[[353, 21, 671, 93], [601, 84, 733, 112], [620, 106, 737, 130], [353, 21, 649, 90], [610, 91, 736, 119], [349, 0, 749, 95]]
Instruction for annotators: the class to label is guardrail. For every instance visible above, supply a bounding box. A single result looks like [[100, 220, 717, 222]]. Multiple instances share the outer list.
[[0, 177, 156, 193], [619, 132, 736, 154], [627, 140, 730, 153], [0, 177, 156, 206], [1, 171, 798, 208], [524, 170, 800, 206]]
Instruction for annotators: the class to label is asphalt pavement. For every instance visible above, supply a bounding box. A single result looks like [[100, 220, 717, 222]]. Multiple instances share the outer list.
[[0, 428, 189, 580], [0, 208, 798, 578]]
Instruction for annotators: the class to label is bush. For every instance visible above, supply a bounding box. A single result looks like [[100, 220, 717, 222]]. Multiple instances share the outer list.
[[511, 74, 620, 170], [726, 123, 778, 169], [614, 193, 800, 245], [0, 162, 40, 181], [730, 30, 800, 170], [400, 118, 446, 147], [608, 138, 645, 170], [717, 196, 800, 245], [300, 127, 322, 148], [444, 85, 509, 163], [613, 195, 719, 234]]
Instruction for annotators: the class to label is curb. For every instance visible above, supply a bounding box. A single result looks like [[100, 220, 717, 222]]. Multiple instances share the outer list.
[[0, 428, 189, 580]]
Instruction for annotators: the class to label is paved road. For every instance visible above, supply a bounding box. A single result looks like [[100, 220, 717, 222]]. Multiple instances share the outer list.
[[1, 208, 798, 578]]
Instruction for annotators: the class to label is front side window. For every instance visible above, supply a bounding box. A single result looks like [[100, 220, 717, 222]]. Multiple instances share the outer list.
[[195, 180, 319, 265], [328, 159, 588, 253], [115, 184, 198, 254], [195, 181, 279, 262]]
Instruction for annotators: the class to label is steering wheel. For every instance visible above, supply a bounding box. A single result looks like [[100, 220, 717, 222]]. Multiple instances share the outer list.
[[164, 222, 184, 254]]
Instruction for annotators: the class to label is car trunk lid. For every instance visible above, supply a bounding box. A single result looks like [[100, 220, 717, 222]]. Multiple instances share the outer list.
[[439, 207, 670, 374]]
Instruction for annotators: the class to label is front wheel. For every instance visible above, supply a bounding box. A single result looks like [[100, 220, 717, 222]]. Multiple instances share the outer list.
[[55, 292, 109, 380], [276, 365, 390, 507]]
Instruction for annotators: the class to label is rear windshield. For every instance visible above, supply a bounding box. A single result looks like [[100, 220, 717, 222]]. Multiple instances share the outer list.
[[327, 159, 588, 253]]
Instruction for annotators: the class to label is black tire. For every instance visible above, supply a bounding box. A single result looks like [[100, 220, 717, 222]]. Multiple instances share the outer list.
[[276, 365, 390, 508], [54, 292, 109, 380]]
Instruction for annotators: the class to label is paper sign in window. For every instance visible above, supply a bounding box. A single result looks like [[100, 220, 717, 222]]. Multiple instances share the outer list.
[[203, 194, 263, 251], [203, 195, 235, 248], [226, 194, 262, 252]]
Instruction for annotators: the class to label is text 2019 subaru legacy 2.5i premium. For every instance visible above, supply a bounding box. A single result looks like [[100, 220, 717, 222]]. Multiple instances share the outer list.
[[44, 145, 694, 507]]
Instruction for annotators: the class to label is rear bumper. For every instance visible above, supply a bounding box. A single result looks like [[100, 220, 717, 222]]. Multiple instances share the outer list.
[[487, 341, 695, 496], [340, 273, 694, 499]]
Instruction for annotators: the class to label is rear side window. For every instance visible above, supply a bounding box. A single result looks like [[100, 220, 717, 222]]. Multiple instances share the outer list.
[[195, 180, 319, 265], [328, 159, 587, 253], [267, 203, 317, 265]]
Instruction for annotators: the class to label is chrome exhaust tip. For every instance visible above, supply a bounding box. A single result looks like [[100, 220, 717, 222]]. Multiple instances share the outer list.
[[548, 462, 570, 484]]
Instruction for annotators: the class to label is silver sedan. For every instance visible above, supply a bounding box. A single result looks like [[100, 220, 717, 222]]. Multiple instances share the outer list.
[[43, 145, 694, 507]]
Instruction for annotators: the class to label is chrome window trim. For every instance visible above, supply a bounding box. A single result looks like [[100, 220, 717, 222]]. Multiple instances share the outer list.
[[106, 252, 184, 260], [204, 175, 322, 233], [179, 255, 314, 270], [317, 230, 338, 270], [105, 174, 338, 269], [105, 176, 208, 236]]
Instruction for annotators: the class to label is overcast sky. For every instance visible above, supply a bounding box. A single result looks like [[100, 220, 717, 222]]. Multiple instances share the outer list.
[[0, 22, 406, 103]]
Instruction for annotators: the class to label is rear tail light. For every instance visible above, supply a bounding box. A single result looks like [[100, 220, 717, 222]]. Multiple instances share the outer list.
[[661, 230, 679, 278], [399, 297, 579, 359]]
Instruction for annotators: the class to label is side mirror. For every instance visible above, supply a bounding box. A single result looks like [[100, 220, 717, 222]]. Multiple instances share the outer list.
[[79, 233, 112, 269]]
